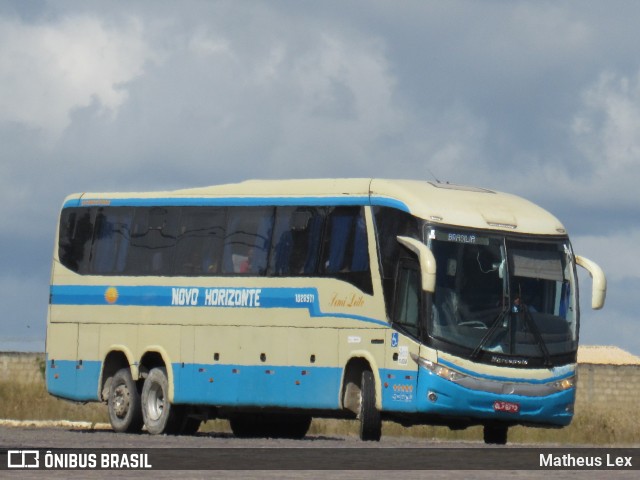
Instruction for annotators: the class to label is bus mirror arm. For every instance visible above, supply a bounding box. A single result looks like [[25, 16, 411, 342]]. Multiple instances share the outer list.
[[575, 255, 607, 310], [396, 236, 437, 293]]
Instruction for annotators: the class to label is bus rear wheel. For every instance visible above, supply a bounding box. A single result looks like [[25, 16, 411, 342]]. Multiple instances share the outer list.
[[141, 367, 179, 435], [358, 370, 381, 441], [107, 368, 143, 433]]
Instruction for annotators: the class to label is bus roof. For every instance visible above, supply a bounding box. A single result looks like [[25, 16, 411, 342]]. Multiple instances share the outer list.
[[65, 178, 566, 236]]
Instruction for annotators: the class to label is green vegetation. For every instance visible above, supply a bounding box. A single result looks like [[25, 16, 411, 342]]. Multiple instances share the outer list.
[[0, 379, 107, 425], [302, 410, 640, 446], [1, 377, 638, 445]]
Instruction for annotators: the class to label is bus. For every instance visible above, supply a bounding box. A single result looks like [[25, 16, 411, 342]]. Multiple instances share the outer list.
[[46, 178, 606, 444]]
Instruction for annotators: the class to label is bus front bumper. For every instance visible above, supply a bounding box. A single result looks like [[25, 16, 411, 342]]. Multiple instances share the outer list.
[[415, 368, 576, 427]]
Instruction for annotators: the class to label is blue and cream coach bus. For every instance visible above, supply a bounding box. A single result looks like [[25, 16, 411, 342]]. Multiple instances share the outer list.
[[46, 179, 606, 443]]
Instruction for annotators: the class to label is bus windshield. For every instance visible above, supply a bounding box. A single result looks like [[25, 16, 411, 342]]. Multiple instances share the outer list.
[[428, 229, 577, 366]]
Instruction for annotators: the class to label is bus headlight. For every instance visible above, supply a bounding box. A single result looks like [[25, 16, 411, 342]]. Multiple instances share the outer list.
[[412, 354, 467, 383], [552, 377, 575, 391]]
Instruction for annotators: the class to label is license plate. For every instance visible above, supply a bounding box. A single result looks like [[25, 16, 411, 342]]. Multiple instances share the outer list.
[[493, 400, 520, 413]]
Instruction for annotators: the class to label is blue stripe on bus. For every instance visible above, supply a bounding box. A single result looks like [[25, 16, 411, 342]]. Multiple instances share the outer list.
[[45, 359, 343, 409], [49, 285, 389, 327], [46, 358, 101, 402], [62, 195, 410, 212], [172, 363, 342, 409], [380, 367, 420, 412], [44, 358, 574, 426]]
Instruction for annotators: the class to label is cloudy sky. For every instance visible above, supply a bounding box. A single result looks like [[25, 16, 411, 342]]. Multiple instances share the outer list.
[[1, 1, 638, 355]]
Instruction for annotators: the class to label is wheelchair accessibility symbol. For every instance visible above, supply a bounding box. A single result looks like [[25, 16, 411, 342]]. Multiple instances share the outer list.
[[391, 332, 399, 348]]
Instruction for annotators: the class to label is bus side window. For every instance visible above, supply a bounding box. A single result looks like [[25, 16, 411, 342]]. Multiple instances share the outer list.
[[90, 207, 134, 275], [223, 207, 275, 275], [58, 207, 93, 274], [125, 207, 179, 275], [323, 206, 368, 273], [373, 207, 420, 318], [373, 207, 420, 279], [174, 207, 226, 275], [321, 206, 372, 293], [270, 207, 324, 276]]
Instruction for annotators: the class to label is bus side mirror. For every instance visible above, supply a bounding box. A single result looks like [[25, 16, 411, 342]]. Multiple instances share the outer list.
[[397, 236, 436, 293], [575, 255, 607, 310]]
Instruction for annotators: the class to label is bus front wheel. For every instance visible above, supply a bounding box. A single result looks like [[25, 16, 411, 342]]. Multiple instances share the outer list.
[[358, 370, 382, 441], [141, 367, 178, 435], [107, 368, 143, 433]]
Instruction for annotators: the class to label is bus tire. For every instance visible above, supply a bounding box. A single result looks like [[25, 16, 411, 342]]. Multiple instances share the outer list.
[[359, 370, 381, 441], [107, 368, 143, 433], [141, 367, 178, 435], [483, 424, 508, 445]]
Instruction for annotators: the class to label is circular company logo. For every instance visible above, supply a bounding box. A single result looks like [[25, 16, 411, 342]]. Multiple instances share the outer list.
[[105, 287, 119, 304]]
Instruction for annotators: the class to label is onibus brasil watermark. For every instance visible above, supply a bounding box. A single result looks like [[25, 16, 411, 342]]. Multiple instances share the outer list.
[[3, 447, 638, 470], [7, 450, 151, 470]]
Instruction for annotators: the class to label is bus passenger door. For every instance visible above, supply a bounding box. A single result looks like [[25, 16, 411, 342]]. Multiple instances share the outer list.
[[385, 258, 423, 411], [393, 259, 422, 339]]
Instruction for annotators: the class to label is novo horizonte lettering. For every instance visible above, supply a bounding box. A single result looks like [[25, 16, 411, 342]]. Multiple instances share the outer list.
[[171, 287, 261, 307]]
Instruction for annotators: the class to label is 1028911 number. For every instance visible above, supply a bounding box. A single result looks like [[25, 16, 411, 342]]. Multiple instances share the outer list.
[[295, 293, 315, 303]]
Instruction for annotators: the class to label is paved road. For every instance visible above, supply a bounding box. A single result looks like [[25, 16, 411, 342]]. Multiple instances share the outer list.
[[1, 426, 638, 480]]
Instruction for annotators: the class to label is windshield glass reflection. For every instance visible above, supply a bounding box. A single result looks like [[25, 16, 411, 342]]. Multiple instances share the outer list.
[[428, 229, 577, 364]]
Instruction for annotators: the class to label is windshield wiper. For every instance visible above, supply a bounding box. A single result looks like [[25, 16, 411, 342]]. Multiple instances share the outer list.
[[471, 304, 553, 366], [521, 305, 552, 368], [471, 307, 508, 359]]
